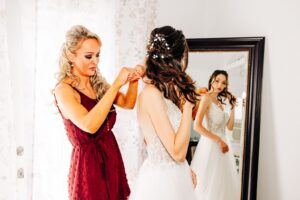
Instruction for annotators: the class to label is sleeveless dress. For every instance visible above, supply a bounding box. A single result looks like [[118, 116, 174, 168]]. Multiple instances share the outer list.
[[129, 97, 196, 200], [191, 100, 240, 200], [56, 88, 130, 200]]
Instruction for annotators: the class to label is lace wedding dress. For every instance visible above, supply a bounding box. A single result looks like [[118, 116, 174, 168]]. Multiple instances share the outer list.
[[191, 100, 240, 200], [130, 97, 196, 200]]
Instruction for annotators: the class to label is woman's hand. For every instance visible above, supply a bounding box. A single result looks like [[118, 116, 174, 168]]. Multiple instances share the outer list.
[[196, 87, 208, 95], [134, 64, 146, 77], [190, 168, 197, 188], [216, 138, 229, 153], [119, 64, 145, 83], [113, 67, 136, 88], [182, 97, 194, 112], [129, 64, 145, 82]]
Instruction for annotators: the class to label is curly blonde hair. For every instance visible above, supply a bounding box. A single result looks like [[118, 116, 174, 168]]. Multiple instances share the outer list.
[[56, 25, 109, 100]]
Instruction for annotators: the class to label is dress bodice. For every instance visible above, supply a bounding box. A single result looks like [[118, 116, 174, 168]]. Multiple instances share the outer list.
[[131, 95, 197, 200], [145, 98, 182, 165], [206, 101, 230, 136]]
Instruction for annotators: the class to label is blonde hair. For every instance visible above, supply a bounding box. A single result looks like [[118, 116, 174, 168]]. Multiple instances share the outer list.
[[56, 25, 109, 100]]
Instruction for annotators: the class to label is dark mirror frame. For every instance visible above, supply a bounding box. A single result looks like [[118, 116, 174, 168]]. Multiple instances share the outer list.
[[187, 37, 265, 200]]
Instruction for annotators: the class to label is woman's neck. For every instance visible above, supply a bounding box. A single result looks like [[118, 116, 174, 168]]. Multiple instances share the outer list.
[[209, 90, 219, 99], [72, 70, 92, 90]]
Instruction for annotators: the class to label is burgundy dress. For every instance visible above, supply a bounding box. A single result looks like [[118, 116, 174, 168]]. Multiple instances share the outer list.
[[57, 88, 130, 200]]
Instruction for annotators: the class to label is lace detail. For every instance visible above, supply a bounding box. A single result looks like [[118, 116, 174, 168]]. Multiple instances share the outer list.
[[164, 98, 181, 131], [144, 98, 182, 166], [146, 136, 176, 166], [130, 97, 196, 200], [206, 102, 230, 136]]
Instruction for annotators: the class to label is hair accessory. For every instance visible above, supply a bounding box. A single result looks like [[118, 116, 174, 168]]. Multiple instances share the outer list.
[[147, 34, 171, 59]]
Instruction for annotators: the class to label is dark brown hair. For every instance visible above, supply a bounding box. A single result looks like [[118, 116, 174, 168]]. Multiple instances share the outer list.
[[145, 26, 198, 108], [208, 70, 237, 109]]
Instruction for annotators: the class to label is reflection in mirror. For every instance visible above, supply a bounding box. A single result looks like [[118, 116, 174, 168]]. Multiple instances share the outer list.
[[186, 51, 249, 199]]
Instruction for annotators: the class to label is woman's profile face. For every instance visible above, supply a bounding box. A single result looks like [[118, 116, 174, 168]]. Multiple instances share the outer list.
[[211, 74, 227, 93], [71, 38, 101, 77]]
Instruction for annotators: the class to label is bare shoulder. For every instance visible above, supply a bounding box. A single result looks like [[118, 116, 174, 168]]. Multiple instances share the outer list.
[[54, 82, 74, 98], [201, 93, 212, 103], [140, 84, 162, 100], [139, 84, 165, 110]]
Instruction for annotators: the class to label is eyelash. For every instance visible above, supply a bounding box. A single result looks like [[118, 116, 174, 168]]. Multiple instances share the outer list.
[[85, 54, 100, 59], [215, 80, 226, 85]]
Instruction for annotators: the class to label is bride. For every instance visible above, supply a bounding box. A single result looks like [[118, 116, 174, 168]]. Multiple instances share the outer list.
[[191, 70, 240, 200], [129, 26, 198, 200]]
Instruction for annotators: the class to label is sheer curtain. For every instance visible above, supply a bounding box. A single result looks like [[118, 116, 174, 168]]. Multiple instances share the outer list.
[[0, 0, 36, 199], [0, 1, 16, 199], [113, 0, 157, 188]]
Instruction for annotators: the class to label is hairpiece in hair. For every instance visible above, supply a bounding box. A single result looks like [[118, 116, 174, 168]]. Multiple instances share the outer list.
[[152, 34, 170, 50], [147, 34, 171, 59]]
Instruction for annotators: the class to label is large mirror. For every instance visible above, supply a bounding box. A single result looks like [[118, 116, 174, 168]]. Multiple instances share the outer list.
[[186, 37, 265, 200]]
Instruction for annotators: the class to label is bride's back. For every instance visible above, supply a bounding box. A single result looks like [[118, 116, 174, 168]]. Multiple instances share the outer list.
[[136, 84, 182, 163]]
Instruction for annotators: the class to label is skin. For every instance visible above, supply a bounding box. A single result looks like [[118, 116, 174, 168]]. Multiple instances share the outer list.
[[138, 84, 194, 162], [55, 38, 144, 134], [138, 83, 197, 187], [137, 53, 198, 187], [193, 74, 235, 153]]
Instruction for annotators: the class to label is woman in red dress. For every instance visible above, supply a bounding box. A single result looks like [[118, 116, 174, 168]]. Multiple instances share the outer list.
[[54, 25, 143, 200]]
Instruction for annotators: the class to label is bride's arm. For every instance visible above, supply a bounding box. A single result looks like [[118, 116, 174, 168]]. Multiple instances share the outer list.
[[193, 94, 220, 142], [226, 96, 235, 130], [193, 94, 229, 153], [226, 108, 235, 130], [140, 86, 193, 163]]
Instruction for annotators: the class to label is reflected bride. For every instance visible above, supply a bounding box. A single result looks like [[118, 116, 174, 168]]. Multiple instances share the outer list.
[[191, 70, 240, 200]]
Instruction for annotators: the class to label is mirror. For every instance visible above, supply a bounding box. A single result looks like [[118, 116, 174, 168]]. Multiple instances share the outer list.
[[186, 37, 265, 200]]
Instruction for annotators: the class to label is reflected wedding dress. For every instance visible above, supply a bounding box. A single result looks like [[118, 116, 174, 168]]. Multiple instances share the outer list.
[[130, 95, 196, 200], [191, 100, 239, 200]]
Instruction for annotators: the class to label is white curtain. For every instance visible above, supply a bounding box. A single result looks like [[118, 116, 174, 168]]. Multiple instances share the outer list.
[[113, 0, 157, 188], [0, 0, 36, 199], [0, 1, 16, 199]]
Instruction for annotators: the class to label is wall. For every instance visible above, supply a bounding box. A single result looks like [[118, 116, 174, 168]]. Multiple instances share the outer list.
[[156, 0, 300, 199]]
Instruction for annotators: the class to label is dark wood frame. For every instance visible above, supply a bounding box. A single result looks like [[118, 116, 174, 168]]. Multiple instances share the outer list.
[[186, 37, 265, 200]]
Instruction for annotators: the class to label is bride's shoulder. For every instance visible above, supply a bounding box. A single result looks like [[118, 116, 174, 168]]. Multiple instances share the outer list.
[[140, 84, 162, 99], [200, 93, 212, 102]]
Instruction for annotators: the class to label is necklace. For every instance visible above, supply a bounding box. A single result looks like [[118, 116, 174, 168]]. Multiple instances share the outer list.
[[212, 99, 224, 110]]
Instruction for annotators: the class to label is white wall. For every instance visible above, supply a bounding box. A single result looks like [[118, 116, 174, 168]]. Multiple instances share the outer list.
[[156, 0, 300, 199]]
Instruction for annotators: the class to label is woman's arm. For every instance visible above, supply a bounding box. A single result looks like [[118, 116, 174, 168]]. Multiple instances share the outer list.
[[114, 80, 138, 109], [55, 67, 131, 134], [114, 65, 145, 109], [194, 94, 229, 153], [180, 87, 208, 120], [141, 85, 193, 163], [193, 94, 220, 142], [226, 107, 235, 131], [226, 95, 235, 130]]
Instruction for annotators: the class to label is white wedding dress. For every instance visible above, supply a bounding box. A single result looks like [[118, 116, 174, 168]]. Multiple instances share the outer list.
[[129, 97, 196, 200], [191, 100, 240, 200]]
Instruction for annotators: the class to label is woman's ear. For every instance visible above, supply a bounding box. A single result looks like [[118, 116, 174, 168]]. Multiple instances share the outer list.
[[66, 50, 76, 63]]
